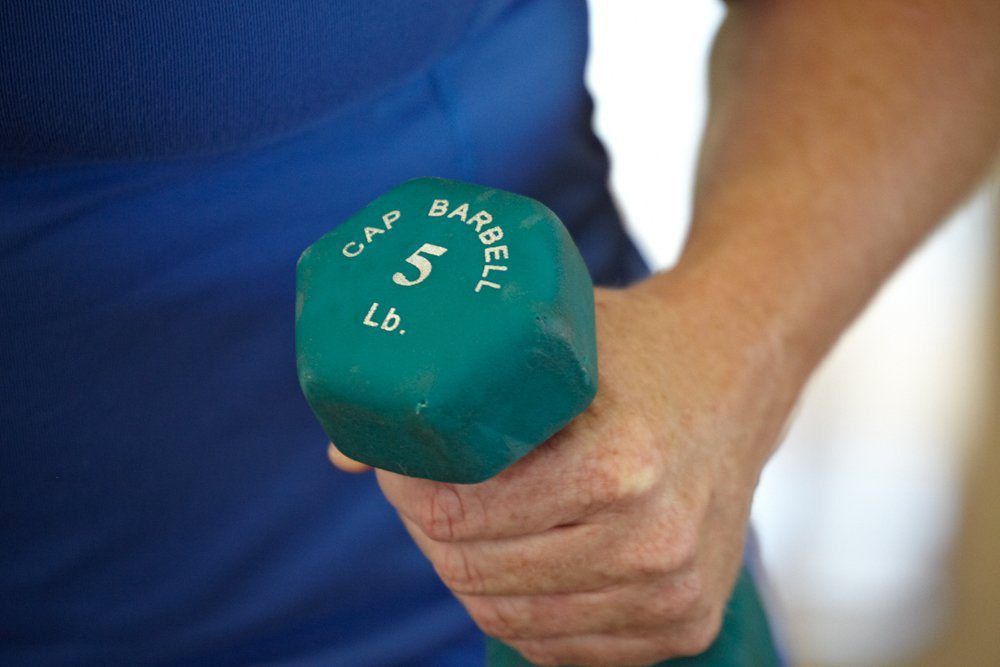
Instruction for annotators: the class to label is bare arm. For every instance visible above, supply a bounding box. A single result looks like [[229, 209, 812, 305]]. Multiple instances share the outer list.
[[676, 0, 1000, 389]]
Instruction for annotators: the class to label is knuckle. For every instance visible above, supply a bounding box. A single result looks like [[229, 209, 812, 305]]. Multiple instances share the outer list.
[[663, 520, 700, 570], [645, 570, 705, 620], [571, 437, 663, 517], [616, 521, 699, 582], [617, 540, 669, 580], [436, 547, 487, 595], [418, 484, 465, 541], [616, 436, 662, 500], [617, 546, 663, 581], [574, 462, 620, 515]]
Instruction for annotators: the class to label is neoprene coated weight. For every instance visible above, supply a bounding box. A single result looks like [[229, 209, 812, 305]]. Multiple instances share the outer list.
[[296, 178, 780, 666]]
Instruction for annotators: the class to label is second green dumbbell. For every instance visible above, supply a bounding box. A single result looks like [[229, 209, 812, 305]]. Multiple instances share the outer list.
[[296, 177, 780, 666]]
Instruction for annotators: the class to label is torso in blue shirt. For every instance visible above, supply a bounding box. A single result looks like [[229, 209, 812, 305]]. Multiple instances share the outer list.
[[0, 2, 648, 664]]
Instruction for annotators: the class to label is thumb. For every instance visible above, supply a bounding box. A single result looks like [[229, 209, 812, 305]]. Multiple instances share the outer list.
[[327, 442, 373, 473]]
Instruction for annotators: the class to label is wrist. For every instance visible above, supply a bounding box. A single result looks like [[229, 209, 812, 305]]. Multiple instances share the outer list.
[[669, 211, 856, 385], [635, 235, 824, 415]]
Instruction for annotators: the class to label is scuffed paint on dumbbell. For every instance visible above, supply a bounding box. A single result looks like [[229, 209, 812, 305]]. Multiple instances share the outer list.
[[295, 177, 598, 483]]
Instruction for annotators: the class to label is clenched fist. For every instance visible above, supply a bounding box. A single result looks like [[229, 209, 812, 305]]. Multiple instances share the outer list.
[[333, 275, 801, 666]]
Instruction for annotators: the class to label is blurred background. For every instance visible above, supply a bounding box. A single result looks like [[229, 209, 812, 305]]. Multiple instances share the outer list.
[[584, 3, 999, 666]]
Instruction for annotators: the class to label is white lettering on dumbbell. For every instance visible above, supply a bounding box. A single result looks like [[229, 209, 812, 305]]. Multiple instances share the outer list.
[[447, 203, 469, 222], [468, 211, 493, 232], [475, 280, 501, 293], [478, 226, 503, 245], [485, 245, 509, 262], [363, 302, 406, 335], [481, 265, 507, 278], [343, 210, 401, 258], [428, 199, 449, 216], [363, 302, 379, 326], [393, 243, 449, 287], [380, 308, 401, 331], [430, 200, 492, 232], [425, 197, 511, 294], [478, 245, 510, 293]]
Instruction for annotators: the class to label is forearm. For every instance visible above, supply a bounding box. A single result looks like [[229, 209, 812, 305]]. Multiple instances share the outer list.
[[654, 1, 1000, 394]]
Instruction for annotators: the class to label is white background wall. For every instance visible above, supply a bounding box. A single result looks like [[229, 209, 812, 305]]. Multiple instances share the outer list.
[[585, 3, 997, 664]]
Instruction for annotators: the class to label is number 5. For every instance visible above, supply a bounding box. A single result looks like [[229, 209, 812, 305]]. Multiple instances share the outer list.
[[392, 243, 448, 287]]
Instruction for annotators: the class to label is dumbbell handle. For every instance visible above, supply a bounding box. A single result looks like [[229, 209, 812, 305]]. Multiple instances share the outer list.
[[487, 564, 779, 666]]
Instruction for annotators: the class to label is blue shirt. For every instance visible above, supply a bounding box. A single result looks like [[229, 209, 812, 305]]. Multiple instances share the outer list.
[[0, 1, 649, 664]]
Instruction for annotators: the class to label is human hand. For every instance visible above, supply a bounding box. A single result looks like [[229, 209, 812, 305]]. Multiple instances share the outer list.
[[334, 276, 800, 665]]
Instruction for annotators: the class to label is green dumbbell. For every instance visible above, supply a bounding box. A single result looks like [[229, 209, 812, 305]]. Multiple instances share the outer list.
[[295, 177, 780, 666]]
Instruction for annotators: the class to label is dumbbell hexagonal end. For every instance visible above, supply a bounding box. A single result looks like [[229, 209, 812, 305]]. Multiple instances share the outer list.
[[296, 177, 597, 483]]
